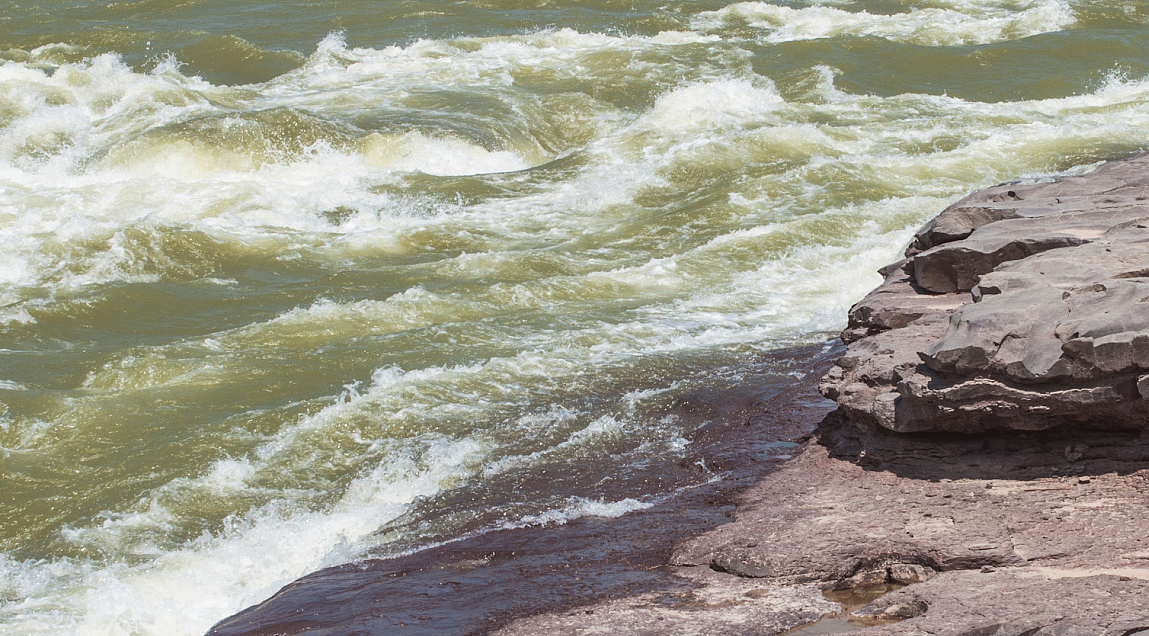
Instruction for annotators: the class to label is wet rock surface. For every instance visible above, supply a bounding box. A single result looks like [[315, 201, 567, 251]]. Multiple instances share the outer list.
[[205, 345, 842, 636], [491, 155, 1149, 636], [493, 568, 838, 636], [824, 153, 1149, 433], [209, 157, 1149, 636], [499, 412, 1149, 635]]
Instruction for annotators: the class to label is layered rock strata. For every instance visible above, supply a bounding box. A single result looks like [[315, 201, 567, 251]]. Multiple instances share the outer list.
[[823, 153, 1149, 433], [491, 155, 1149, 636]]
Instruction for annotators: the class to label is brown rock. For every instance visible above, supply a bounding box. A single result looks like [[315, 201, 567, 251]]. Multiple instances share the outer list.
[[823, 153, 1149, 433], [494, 415, 1149, 635], [492, 568, 838, 636], [856, 571, 1149, 636]]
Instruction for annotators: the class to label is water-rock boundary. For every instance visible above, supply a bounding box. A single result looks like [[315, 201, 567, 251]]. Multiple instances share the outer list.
[[211, 155, 1149, 636], [494, 155, 1149, 635], [825, 153, 1149, 433], [206, 345, 842, 636]]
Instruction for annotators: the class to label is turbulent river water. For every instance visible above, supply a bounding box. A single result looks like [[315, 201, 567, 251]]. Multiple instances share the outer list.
[[3, 1, 1149, 634]]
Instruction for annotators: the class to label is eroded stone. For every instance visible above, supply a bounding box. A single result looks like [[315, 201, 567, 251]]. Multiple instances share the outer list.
[[824, 152, 1149, 433]]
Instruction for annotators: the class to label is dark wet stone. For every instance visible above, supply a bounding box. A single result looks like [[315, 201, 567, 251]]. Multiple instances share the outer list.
[[206, 345, 842, 636]]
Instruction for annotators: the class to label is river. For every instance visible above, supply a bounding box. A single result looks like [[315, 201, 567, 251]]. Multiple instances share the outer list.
[[2, 1, 1148, 634]]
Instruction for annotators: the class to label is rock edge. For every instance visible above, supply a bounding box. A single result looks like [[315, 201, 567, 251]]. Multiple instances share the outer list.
[[494, 155, 1149, 636], [823, 153, 1149, 433]]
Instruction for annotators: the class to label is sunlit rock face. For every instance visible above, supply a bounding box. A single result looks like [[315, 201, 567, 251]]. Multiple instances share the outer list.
[[823, 153, 1149, 433]]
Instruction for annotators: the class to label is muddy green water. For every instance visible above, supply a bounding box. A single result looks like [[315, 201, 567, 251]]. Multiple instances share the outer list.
[[2, 1, 1149, 634]]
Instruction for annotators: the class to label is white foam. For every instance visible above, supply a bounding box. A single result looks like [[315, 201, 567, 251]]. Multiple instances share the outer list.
[[0, 417, 53, 451], [693, 0, 1076, 45], [244, 287, 495, 342], [640, 79, 786, 132], [360, 132, 529, 176], [620, 383, 682, 410], [482, 412, 635, 479], [1, 15, 1141, 313], [2, 434, 486, 636], [0, 42, 545, 301], [513, 496, 653, 528], [8, 19, 1149, 636]]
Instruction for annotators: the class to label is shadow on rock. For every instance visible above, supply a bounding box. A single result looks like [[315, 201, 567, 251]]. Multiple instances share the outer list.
[[820, 409, 1149, 482], [671, 410, 1149, 635]]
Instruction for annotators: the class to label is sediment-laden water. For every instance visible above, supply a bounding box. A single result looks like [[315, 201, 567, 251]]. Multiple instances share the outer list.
[[2, 1, 1148, 634]]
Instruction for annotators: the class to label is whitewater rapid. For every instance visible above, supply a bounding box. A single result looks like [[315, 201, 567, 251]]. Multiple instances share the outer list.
[[3, 1, 1149, 634]]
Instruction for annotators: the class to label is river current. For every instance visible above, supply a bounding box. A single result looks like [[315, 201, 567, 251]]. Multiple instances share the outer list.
[[2, 1, 1148, 634]]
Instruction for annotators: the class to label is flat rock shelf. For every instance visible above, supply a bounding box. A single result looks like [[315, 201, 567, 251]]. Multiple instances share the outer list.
[[493, 154, 1149, 636]]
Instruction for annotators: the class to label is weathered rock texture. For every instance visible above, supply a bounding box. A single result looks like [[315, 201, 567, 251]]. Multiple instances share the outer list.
[[674, 414, 1149, 583], [493, 568, 838, 636], [495, 414, 1149, 635], [858, 571, 1149, 636], [491, 156, 1149, 636], [824, 153, 1149, 433]]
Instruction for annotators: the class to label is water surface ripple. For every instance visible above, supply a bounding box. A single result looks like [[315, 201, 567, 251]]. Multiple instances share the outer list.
[[1, 1, 1148, 634]]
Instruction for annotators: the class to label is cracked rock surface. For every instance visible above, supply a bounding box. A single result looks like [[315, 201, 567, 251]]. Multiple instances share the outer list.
[[496, 414, 1149, 635], [824, 152, 1149, 433]]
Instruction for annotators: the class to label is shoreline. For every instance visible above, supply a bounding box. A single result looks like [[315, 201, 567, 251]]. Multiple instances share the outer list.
[[208, 343, 843, 636], [211, 153, 1149, 636], [496, 153, 1149, 635]]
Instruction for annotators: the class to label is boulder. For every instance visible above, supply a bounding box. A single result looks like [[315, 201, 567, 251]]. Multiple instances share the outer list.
[[822, 153, 1149, 433]]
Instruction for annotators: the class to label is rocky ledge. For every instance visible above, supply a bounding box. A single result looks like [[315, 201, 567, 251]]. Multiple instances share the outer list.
[[824, 153, 1149, 433], [493, 155, 1149, 635], [209, 157, 1149, 636], [502, 414, 1149, 635], [665, 413, 1149, 635]]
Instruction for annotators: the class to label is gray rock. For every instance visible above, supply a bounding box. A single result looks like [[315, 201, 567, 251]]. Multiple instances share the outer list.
[[910, 153, 1149, 253], [843, 269, 966, 344], [913, 222, 1090, 294], [823, 153, 1149, 433]]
